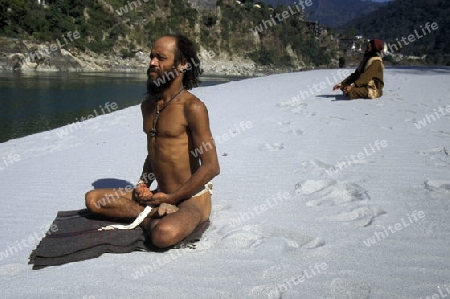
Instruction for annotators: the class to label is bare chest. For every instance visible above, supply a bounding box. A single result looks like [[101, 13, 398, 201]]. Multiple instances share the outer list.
[[143, 104, 187, 138]]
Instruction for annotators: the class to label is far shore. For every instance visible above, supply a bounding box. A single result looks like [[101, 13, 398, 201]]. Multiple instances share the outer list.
[[1, 65, 448, 81]]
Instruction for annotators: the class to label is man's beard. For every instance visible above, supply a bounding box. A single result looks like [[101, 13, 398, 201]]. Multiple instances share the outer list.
[[146, 67, 171, 99]]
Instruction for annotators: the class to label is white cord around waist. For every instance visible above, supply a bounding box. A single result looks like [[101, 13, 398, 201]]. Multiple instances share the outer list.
[[97, 182, 213, 231]]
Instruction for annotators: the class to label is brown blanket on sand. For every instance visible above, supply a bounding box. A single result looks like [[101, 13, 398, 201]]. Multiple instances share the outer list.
[[29, 209, 209, 270]]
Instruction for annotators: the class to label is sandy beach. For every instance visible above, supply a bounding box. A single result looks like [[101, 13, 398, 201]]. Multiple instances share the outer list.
[[0, 67, 449, 298]]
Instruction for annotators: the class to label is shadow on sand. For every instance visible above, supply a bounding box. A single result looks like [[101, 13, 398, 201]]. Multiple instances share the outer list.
[[91, 178, 134, 189], [316, 94, 350, 101]]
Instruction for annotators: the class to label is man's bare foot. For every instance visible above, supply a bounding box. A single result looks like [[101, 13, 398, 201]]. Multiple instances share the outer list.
[[140, 203, 179, 231], [156, 203, 179, 217]]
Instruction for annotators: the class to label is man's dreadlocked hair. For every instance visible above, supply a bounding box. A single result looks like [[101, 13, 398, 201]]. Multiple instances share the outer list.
[[167, 34, 203, 90]]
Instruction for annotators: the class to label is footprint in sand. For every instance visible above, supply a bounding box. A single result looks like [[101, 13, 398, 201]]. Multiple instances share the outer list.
[[277, 100, 307, 109], [251, 264, 319, 298], [303, 237, 326, 249], [276, 100, 314, 116], [277, 122, 305, 135], [295, 159, 334, 177], [295, 180, 370, 207], [218, 225, 264, 249], [284, 129, 303, 135], [295, 180, 386, 226], [276, 121, 291, 126], [329, 278, 372, 299], [216, 223, 325, 251], [418, 148, 450, 167], [260, 225, 325, 250], [301, 111, 316, 117], [430, 129, 450, 137], [404, 117, 418, 124], [289, 106, 311, 115], [248, 285, 282, 299], [424, 179, 450, 200], [327, 206, 386, 227], [327, 116, 347, 121], [419, 147, 449, 156], [295, 179, 337, 196], [261, 264, 293, 280], [324, 118, 345, 126], [260, 143, 285, 151]]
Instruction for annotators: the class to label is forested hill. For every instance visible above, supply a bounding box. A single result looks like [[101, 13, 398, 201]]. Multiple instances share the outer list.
[[0, 0, 335, 71], [260, 0, 385, 27], [339, 0, 450, 65]]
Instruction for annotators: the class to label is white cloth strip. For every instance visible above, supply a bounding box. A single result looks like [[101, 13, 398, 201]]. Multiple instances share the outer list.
[[97, 205, 153, 231], [193, 182, 213, 197]]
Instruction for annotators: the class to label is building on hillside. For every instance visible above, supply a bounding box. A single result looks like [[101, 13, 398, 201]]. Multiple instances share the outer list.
[[36, 0, 56, 5], [338, 38, 365, 55], [304, 20, 322, 39], [297, 9, 306, 21]]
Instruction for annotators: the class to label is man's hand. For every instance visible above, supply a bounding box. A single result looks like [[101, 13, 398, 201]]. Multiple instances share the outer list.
[[343, 85, 353, 94], [134, 184, 153, 202], [137, 192, 174, 207], [333, 83, 342, 91]]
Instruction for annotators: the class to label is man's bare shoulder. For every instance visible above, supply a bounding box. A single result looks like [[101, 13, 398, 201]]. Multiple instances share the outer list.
[[181, 92, 211, 129], [183, 92, 208, 115]]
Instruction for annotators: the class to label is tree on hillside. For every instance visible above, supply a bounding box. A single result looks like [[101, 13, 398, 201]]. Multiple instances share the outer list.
[[0, 0, 334, 68], [339, 0, 450, 65]]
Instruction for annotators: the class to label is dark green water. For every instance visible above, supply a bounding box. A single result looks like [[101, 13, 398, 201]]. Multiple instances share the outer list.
[[0, 72, 237, 143]]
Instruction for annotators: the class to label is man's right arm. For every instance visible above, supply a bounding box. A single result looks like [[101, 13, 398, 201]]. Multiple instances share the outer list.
[[137, 155, 155, 188], [334, 69, 359, 91], [341, 69, 360, 87], [135, 155, 155, 202]]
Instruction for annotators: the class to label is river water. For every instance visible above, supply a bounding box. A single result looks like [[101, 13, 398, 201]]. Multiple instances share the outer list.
[[0, 72, 239, 143]]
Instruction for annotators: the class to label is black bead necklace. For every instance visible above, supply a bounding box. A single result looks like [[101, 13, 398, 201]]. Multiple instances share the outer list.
[[149, 88, 185, 137]]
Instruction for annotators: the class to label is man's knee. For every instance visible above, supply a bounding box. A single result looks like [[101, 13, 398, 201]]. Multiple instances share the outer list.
[[347, 90, 358, 99], [151, 221, 182, 248], [150, 212, 202, 248], [348, 87, 368, 99], [85, 190, 100, 212]]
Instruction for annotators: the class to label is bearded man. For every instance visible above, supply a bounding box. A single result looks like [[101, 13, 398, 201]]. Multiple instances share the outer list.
[[85, 35, 220, 248]]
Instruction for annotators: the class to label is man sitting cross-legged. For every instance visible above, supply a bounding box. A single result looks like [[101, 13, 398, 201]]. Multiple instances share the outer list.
[[85, 34, 220, 249]]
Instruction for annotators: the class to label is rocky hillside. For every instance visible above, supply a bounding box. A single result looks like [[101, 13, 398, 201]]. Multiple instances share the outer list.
[[0, 0, 336, 74]]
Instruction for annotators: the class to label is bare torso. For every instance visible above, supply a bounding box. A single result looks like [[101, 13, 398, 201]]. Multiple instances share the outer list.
[[142, 92, 201, 194]]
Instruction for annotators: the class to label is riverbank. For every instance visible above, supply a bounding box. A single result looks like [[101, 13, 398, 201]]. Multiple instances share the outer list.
[[0, 36, 300, 77]]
